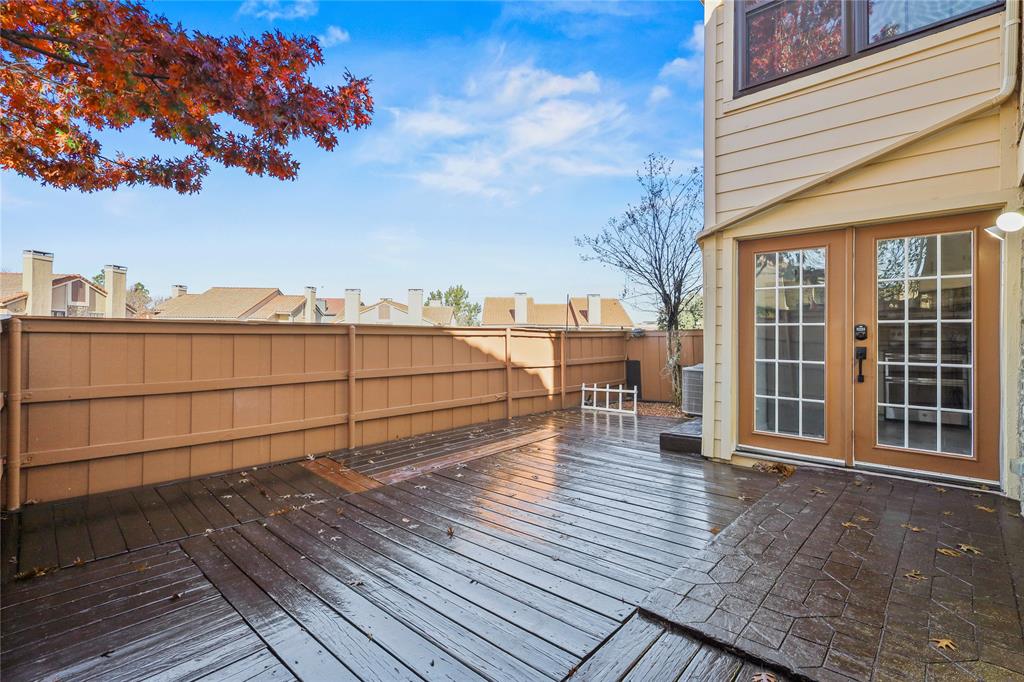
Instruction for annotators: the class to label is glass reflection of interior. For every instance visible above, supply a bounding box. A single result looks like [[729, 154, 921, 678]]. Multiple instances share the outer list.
[[875, 232, 972, 456]]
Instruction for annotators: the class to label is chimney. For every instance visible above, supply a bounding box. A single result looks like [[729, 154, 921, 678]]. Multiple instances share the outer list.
[[103, 264, 128, 318], [344, 288, 360, 324], [170, 284, 188, 298], [587, 294, 602, 326], [304, 286, 317, 323], [407, 288, 423, 325], [22, 250, 53, 316], [513, 292, 528, 325]]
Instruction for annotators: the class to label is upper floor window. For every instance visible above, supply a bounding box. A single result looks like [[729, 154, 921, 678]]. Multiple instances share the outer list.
[[736, 0, 1004, 95]]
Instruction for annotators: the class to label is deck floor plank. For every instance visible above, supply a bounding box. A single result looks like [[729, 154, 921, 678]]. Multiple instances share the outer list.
[[107, 490, 159, 550], [16, 503, 59, 574]]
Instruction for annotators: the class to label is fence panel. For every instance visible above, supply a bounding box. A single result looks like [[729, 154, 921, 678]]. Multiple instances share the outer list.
[[625, 330, 704, 402], [1, 318, 627, 506]]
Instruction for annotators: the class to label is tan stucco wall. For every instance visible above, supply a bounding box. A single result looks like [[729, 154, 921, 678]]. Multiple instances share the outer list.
[[701, 2, 1022, 494]]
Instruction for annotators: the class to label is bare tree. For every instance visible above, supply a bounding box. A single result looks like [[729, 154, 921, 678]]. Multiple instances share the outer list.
[[576, 154, 703, 401]]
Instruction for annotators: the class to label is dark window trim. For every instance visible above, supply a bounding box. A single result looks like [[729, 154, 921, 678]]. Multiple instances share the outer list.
[[734, 0, 1005, 98]]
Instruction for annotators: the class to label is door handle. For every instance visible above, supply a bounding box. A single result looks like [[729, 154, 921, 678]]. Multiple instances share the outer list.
[[855, 347, 867, 383]]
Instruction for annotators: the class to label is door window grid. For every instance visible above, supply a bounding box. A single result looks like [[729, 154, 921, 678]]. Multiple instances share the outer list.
[[875, 232, 973, 456], [753, 248, 827, 440]]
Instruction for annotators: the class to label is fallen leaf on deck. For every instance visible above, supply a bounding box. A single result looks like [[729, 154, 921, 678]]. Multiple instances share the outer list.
[[15, 565, 54, 580], [942, 511, 953, 516], [811, 487, 827, 495], [900, 523, 925, 532], [841, 522, 860, 529], [305, 454, 315, 460], [134, 563, 149, 572], [937, 548, 961, 557], [956, 544, 982, 555], [169, 592, 183, 601], [268, 508, 289, 516], [904, 569, 926, 581], [975, 505, 995, 513], [934, 487, 947, 493], [855, 515, 871, 522], [710, 526, 721, 534], [930, 638, 957, 651], [73, 556, 85, 567], [347, 579, 364, 587], [751, 673, 776, 682], [446, 526, 455, 538]]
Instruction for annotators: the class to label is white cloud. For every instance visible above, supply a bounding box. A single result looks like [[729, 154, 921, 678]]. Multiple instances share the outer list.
[[237, 0, 317, 21], [394, 110, 473, 138], [318, 25, 350, 47], [647, 85, 671, 105], [684, 21, 704, 52], [377, 61, 633, 200], [658, 56, 702, 88]]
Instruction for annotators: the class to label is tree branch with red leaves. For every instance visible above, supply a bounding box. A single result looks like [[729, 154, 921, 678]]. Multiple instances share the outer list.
[[0, 0, 373, 193]]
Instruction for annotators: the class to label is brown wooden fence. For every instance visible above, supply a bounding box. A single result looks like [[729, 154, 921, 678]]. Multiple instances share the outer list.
[[1, 317, 627, 508], [625, 330, 703, 402]]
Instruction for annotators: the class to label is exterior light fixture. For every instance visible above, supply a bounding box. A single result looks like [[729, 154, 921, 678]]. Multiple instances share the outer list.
[[995, 210, 1024, 232], [985, 225, 1006, 240]]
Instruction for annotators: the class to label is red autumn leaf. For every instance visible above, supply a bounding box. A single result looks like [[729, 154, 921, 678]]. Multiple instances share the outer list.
[[1, 0, 373, 193]]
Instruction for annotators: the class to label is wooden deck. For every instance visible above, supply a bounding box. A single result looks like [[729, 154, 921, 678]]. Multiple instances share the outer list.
[[0, 410, 781, 681]]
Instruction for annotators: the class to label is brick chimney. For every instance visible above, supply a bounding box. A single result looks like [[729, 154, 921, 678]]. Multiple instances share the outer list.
[[344, 289, 360, 324], [103, 265, 128, 318], [304, 286, 317, 323], [22, 250, 53, 316], [587, 293, 601, 326], [170, 284, 188, 298], [407, 289, 423, 325], [514, 292, 528, 325]]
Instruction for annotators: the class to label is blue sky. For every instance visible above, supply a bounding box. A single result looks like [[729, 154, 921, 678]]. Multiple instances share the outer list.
[[1, 0, 704, 322]]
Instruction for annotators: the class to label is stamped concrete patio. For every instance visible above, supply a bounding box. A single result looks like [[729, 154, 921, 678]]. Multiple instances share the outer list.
[[640, 466, 1024, 682]]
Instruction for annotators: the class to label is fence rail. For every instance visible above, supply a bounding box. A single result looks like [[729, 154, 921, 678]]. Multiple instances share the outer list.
[[1, 317, 627, 508]]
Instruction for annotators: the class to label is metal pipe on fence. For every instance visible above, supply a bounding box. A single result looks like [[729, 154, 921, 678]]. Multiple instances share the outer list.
[[6, 317, 22, 511]]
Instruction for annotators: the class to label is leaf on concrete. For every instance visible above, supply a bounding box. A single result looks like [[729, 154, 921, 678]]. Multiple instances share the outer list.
[[974, 505, 995, 513], [937, 548, 962, 558], [956, 543, 982, 555], [904, 569, 926, 581], [930, 638, 957, 651]]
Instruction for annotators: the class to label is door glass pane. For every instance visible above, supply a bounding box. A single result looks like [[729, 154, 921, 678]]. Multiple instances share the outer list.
[[753, 246, 828, 440], [875, 231, 973, 456], [941, 232, 972, 275], [778, 399, 800, 435], [906, 236, 937, 277], [907, 279, 937, 319], [778, 363, 800, 398], [878, 406, 905, 447], [877, 324, 904, 362], [941, 277, 971, 319]]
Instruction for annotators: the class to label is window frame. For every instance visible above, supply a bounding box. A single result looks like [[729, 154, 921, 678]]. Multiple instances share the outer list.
[[734, 0, 1005, 97]]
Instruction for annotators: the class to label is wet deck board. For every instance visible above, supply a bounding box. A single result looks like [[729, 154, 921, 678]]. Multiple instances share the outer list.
[[2, 410, 781, 681]]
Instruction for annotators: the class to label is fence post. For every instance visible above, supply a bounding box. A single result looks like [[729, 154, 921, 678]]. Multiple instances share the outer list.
[[559, 330, 566, 409], [505, 328, 512, 419], [348, 324, 357, 449], [6, 317, 22, 511]]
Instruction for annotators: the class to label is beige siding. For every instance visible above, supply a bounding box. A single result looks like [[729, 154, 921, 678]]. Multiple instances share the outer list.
[[700, 1, 1021, 485], [710, 6, 1004, 222]]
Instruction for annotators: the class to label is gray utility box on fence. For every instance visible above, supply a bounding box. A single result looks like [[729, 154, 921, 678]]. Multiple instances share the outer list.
[[680, 363, 703, 415]]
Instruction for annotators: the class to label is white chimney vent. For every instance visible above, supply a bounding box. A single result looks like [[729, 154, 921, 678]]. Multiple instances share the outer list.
[[408, 289, 423, 325], [344, 289, 360, 324], [22, 250, 54, 316], [514, 292, 528, 325], [587, 294, 601, 326], [103, 264, 128, 318], [170, 284, 188, 298], [304, 286, 317, 323]]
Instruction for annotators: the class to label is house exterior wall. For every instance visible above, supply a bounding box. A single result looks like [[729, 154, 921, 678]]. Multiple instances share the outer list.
[[701, 0, 1022, 497]]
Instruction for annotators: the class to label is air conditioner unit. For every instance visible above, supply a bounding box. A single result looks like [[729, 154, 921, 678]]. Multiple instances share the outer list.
[[680, 363, 703, 415]]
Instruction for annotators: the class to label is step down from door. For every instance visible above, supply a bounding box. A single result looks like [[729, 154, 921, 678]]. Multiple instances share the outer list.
[[659, 418, 702, 455]]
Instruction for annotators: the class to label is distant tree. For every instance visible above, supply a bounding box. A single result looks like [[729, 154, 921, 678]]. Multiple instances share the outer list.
[[427, 285, 481, 326], [1, 0, 373, 193], [92, 270, 104, 287], [657, 294, 703, 331], [577, 154, 703, 402], [91, 271, 160, 316]]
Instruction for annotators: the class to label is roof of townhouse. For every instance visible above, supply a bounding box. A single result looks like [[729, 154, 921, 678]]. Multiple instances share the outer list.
[[155, 287, 280, 319], [359, 299, 456, 325], [246, 294, 307, 320], [0, 272, 107, 305], [481, 296, 633, 328], [320, 298, 349, 318]]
